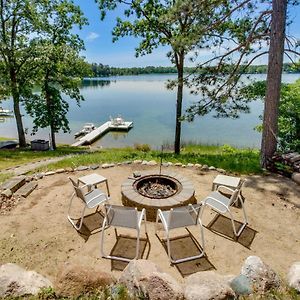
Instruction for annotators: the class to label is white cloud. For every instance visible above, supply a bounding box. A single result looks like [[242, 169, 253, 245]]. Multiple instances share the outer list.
[[86, 32, 100, 41]]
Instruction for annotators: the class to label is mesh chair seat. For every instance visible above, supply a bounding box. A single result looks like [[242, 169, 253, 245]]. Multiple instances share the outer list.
[[85, 189, 108, 208], [204, 191, 231, 214], [105, 204, 144, 229], [100, 204, 147, 262], [160, 206, 199, 229], [155, 204, 205, 264]]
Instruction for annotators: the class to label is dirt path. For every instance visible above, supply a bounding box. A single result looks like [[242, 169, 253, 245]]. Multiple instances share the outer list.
[[7, 155, 73, 176]]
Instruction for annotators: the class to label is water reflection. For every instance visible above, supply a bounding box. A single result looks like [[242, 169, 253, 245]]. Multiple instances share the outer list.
[[81, 78, 112, 89]]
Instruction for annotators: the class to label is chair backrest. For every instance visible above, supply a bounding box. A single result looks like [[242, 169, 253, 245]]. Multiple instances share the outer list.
[[229, 179, 245, 205], [68, 177, 79, 188], [105, 204, 138, 229], [68, 177, 85, 201], [168, 205, 200, 230]]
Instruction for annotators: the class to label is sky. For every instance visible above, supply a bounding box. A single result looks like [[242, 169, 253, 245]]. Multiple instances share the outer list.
[[73, 0, 300, 67]]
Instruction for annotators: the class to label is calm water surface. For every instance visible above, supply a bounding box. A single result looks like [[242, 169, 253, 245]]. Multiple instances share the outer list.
[[0, 74, 299, 149]]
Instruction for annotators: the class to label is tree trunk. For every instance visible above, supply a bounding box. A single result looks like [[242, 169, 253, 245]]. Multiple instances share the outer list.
[[50, 125, 56, 150], [10, 70, 26, 148], [260, 0, 287, 168], [44, 77, 56, 150], [174, 53, 184, 154]]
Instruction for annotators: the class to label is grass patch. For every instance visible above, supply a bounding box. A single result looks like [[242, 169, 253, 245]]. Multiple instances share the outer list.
[[0, 172, 13, 184], [0, 145, 87, 171], [32, 144, 261, 175], [0, 136, 15, 141]]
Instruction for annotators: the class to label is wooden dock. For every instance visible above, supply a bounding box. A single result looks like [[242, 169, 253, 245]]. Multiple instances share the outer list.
[[72, 121, 133, 147]]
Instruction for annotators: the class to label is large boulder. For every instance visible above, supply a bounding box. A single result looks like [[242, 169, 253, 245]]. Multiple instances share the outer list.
[[54, 264, 115, 297], [240, 256, 281, 292], [119, 259, 183, 300], [0, 263, 52, 297], [287, 262, 300, 292], [184, 271, 235, 300]]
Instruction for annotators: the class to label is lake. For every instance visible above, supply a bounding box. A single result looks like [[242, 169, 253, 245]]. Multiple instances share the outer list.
[[0, 73, 299, 149]]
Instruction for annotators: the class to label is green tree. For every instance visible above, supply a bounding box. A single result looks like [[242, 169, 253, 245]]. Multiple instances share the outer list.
[[24, 0, 89, 150], [0, 0, 41, 147], [96, 0, 251, 154], [242, 79, 300, 152]]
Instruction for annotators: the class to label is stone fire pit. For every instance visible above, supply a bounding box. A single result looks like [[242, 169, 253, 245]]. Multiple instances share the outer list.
[[121, 171, 196, 221]]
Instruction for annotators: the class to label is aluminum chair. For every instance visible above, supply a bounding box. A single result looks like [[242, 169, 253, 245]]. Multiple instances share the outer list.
[[68, 177, 109, 231], [155, 204, 205, 264], [201, 180, 247, 237], [100, 204, 147, 262]]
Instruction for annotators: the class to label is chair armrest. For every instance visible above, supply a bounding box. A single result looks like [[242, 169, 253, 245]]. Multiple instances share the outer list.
[[216, 185, 235, 193]]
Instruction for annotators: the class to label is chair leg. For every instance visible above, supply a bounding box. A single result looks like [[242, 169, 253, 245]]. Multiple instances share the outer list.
[[67, 195, 86, 231], [228, 209, 247, 237]]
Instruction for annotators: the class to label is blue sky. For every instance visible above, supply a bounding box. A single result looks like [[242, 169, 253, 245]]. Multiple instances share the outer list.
[[74, 0, 300, 67]]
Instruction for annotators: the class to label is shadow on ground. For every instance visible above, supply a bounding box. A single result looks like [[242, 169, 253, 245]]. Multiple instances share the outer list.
[[157, 229, 215, 277], [206, 214, 257, 249]]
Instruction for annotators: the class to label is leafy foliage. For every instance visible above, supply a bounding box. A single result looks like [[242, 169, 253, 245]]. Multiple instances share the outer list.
[[241, 78, 300, 152], [23, 0, 90, 149]]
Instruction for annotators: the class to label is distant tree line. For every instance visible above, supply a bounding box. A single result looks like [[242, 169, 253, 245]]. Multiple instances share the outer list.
[[88, 63, 300, 77]]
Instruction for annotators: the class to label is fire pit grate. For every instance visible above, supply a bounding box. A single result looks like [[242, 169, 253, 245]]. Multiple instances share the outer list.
[[122, 171, 196, 221], [135, 175, 178, 199]]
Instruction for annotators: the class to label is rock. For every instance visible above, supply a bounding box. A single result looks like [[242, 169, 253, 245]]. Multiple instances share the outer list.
[[184, 271, 235, 300], [56, 168, 65, 173], [187, 163, 194, 167], [0, 176, 26, 193], [1, 189, 12, 198], [102, 163, 115, 169], [55, 264, 115, 297], [44, 171, 55, 176], [15, 182, 38, 198], [292, 173, 300, 185], [241, 256, 281, 292], [201, 165, 209, 171], [209, 166, 216, 170], [194, 163, 202, 168], [25, 176, 33, 182], [217, 168, 226, 174], [141, 160, 148, 165], [167, 162, 173, 166], [65, 167, 74, 172], [34, 173, 45, 179], [181, 164, 186, 168], [133, 171, 141, 178], [133, 160, 142, 164], [287, 262, 300, 292], [162, 162, 170, 167], [174, 163, 182, 167], [0, 263, 52, 297], [119, 260, 183, 300], [75, 166, 88, 171], [230, 274, 252, 295], [122, 161, 132, 165], [90, 165, 99, 170], [147, 160, 157, 166]]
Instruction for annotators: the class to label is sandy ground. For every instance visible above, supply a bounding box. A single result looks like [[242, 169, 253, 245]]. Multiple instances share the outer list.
[[0, 165, 300, 282]]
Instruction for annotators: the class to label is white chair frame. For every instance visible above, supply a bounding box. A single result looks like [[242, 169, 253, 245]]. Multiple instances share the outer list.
[[201, 184, 248, 237], [68, 177, 109, 231], [155, 204, 205, 264], [100, 205, 147, 262]]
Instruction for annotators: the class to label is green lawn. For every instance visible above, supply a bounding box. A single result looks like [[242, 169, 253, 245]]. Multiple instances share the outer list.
[[32, 144, 261, 175], [0, 145, 87, 171]]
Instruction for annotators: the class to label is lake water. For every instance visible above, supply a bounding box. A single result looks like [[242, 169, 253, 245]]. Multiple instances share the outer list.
[[0, 73, 299, 149]]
